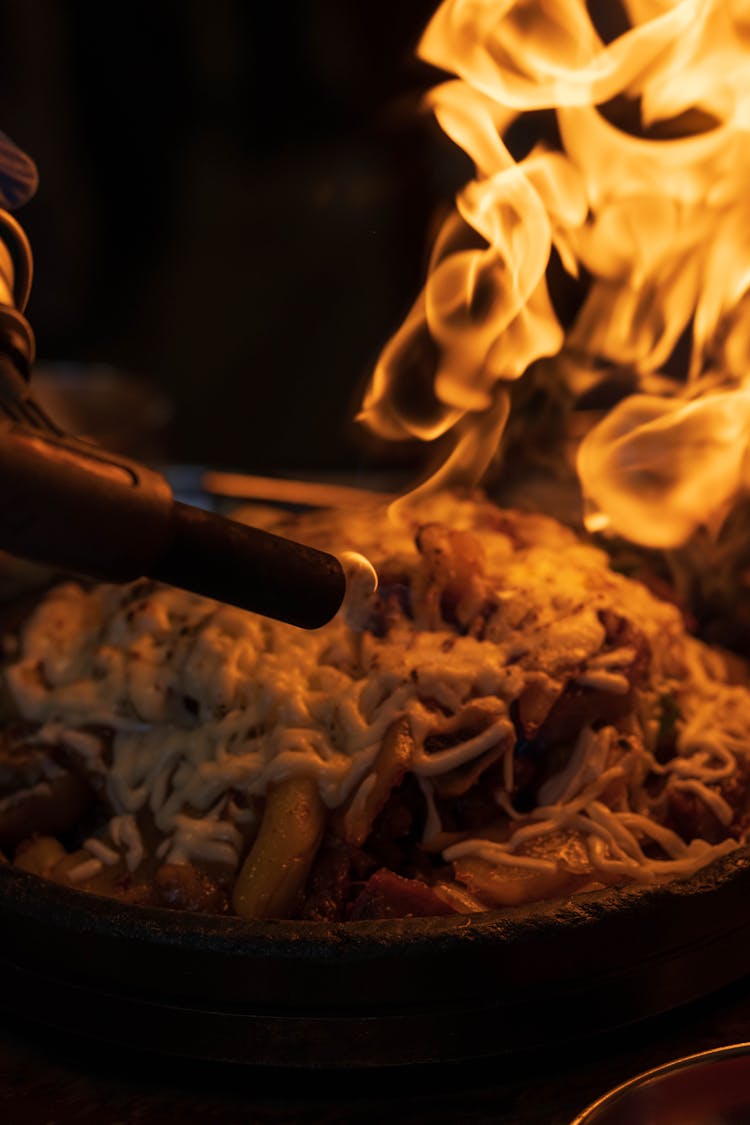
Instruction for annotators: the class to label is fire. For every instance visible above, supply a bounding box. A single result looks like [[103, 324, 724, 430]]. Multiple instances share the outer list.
[[358, 0, 750, 550], [340, 550, 379, 630]]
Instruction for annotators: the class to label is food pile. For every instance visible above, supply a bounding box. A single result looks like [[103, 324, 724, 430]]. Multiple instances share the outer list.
[[0, 494, 748, 920]]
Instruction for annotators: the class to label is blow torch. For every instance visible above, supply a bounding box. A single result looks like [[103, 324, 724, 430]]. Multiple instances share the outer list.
[[0, 136, 346, 629]]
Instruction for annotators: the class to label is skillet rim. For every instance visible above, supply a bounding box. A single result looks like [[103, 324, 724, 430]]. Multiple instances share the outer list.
[[1, 834, 750, 1066], [1, 842, 749, 948]]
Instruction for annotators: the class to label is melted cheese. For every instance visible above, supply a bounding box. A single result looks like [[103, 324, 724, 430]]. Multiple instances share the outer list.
[[5, 494, 750, 890]]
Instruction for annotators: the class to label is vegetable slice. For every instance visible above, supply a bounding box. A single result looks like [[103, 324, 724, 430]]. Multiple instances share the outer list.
[[232, 775, 325, 919]]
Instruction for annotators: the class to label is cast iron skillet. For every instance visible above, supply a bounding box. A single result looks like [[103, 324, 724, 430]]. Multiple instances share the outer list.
[[1, 481, 748, 1066], [0, 850, 749, 1067]]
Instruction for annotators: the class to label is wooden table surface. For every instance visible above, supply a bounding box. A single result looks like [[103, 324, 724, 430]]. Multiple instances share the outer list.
[[2, 975, 750, 1125]]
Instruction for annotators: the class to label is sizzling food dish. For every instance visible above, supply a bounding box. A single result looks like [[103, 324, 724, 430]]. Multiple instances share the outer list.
[[0, 494, 747, 920]]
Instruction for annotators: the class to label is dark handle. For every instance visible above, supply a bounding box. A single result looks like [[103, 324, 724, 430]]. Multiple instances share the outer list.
[[0, 416, 174, 581]]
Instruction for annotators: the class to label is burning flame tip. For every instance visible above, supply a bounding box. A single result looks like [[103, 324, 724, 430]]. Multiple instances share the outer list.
[[340, 550, 378, 594], [339, 551, 379, 632]]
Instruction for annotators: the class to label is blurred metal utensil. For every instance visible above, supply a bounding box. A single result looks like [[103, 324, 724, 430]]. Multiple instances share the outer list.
[[201, 469, 393, 510]]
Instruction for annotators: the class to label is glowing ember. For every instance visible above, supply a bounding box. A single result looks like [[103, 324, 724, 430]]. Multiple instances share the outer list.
[[359, 0, 750, 549]]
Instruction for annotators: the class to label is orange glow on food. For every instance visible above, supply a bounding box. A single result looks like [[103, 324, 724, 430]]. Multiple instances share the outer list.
[[359, 0, 750, 548]]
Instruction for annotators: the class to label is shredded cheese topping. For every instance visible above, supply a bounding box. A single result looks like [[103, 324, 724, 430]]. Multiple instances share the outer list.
[[4, 494, 750, 901]]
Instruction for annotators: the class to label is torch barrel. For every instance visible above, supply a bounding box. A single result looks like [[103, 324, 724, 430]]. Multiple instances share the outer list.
[[150, 501, 346, 630], [0, 406, 346, 628]]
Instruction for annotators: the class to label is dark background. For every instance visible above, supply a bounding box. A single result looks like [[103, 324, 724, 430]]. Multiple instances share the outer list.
[[0, 0, 468, 476]]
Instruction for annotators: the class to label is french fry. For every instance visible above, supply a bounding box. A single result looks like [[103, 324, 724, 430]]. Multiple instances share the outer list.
[[432, 746, 504, 799], [232, 775, 326, 920], [431, 879, 489, 914], [337, 717, 414, 847], [427, 699, 509, 798]]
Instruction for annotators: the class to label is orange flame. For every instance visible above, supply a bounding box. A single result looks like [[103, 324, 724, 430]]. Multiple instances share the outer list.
[[359, 0, 750, 548]]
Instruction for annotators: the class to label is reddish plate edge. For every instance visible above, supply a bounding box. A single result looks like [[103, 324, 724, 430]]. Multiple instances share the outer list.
[[572, 1042, 750, 1124]]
